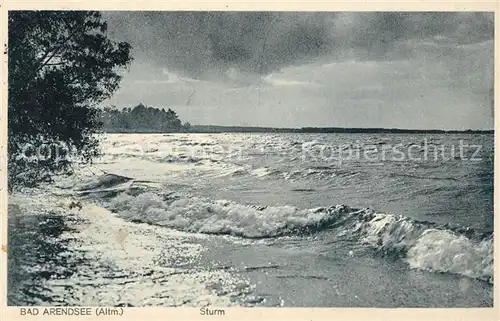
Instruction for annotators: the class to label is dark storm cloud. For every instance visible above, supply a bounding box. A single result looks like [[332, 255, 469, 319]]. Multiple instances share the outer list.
[[103, 12, 493, 78], [103, 12, 337, 76]]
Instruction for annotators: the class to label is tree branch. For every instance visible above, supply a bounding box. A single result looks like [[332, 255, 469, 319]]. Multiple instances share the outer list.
[[43, 62, 65, 66], [35, 23, 85, 73]]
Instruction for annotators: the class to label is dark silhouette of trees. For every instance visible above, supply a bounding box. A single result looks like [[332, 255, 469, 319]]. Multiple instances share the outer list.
[[100, 104, 191, 133], [8, 11, 132, 188]]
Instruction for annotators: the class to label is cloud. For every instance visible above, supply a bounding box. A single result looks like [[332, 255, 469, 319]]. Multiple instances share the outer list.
[[131, 66, 206, 87], [263, 74, 321, 87], [102, 12, 493, 79], [102, 12, 493, 129]]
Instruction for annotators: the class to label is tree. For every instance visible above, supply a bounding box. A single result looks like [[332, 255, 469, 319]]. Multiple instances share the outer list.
[[183, 121, 192, 132], [166, 108, 182, 130], [8, 11, 132, 189], [100, 104, 188, 133]]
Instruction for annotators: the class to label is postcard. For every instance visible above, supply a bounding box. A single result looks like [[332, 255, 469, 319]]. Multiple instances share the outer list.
[[1, 2, 498, 320]]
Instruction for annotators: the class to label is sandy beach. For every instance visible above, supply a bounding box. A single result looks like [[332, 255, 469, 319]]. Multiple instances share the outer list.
[[7, 186, 255, 307]]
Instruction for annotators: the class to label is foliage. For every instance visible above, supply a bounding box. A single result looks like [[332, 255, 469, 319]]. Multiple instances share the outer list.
[[8, 11, 132, 189], [101, 104, 191, 133]]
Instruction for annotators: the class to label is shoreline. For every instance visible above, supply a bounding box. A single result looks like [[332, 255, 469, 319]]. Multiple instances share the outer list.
[[7, 188, 250, 307], [103, 128, 495, 135]]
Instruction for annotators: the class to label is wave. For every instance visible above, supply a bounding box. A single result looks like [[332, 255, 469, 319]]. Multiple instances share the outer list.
[[405, 229, 492, 282], [74, 173, 133, 191], [388, 172, 459, 181], [237, 166, 360, 181], [290, 188, 316, 192], [283, 167, 359, 181], [158, 155, 202, 164], [108, 191, 351, 238], [250, 167, 282, 178], [97, 153, 205, 165], [359, 213, 492, 282], [98, 187, 492, 283], [75, 174, 492, 283]]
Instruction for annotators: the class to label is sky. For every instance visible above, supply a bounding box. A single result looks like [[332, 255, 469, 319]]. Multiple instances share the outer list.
[[101, 12, 494, 130]]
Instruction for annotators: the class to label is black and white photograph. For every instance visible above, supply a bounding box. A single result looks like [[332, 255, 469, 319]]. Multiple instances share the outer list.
[[6, 10, 494, 309]]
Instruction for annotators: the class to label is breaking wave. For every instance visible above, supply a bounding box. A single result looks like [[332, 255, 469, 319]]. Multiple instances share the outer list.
[[99, 186, 493, 283], [108, 191, 350, 238]]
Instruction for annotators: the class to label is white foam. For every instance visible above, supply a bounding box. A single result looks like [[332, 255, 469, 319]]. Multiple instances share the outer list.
[[362, 213, 417, 250], [250, 167, 280, 178], [405, 229, 493, 282], [360, 212, 493, 282], [109, 192, 345, 238]]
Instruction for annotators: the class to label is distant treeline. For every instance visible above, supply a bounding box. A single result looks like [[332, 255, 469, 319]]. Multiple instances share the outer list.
[[189, 125, 494, 134], [100, 106, 493, 134], [101, 103, 191, 133]]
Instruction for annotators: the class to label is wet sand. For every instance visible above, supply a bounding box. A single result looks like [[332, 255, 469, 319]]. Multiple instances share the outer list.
[[7, 190, 251, 306], [200, 235, 493, 307], [8, 204, 83, 305]]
